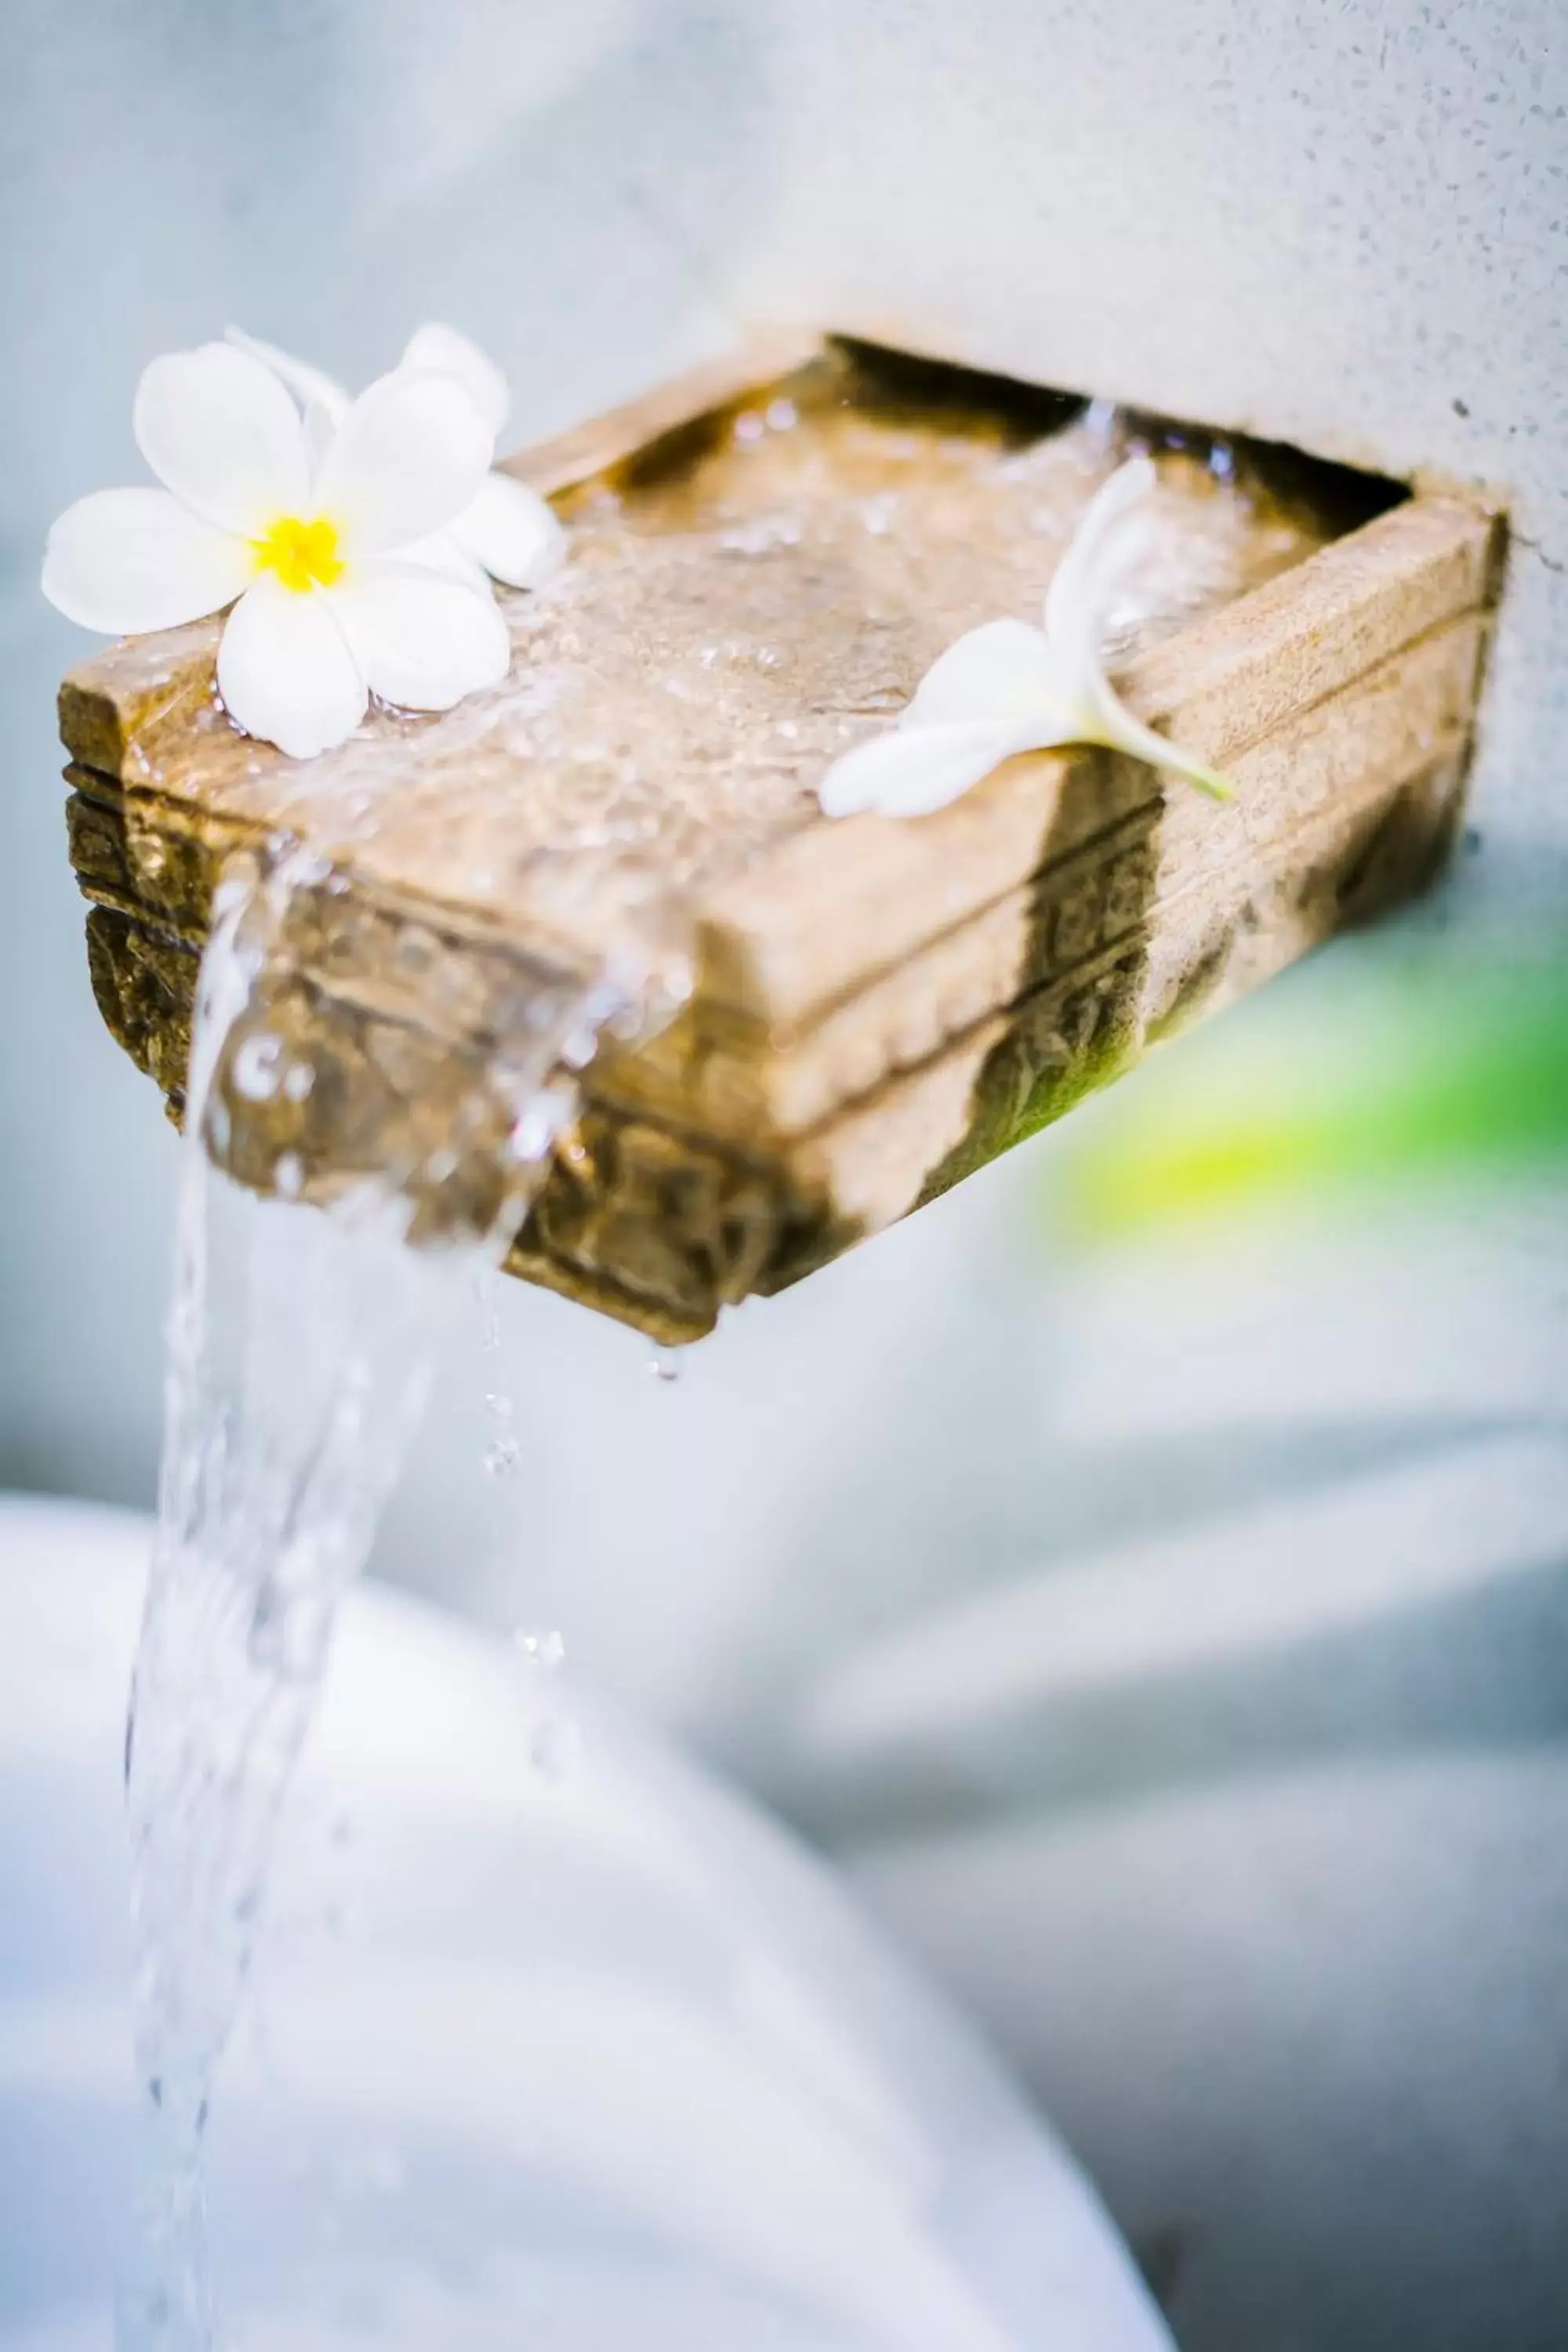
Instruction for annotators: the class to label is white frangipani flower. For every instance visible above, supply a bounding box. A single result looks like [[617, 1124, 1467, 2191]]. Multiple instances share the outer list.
[[227, 321, 564, 593], [44, 340, 512, 760], [817, 458, 1232, 821]]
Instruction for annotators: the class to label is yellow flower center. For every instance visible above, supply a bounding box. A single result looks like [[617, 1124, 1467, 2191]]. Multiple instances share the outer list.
[[254, 514, 345, 593]]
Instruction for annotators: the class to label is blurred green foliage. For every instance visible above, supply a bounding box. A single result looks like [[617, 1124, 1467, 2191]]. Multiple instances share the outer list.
[[1058, 955, 1568, 1242]]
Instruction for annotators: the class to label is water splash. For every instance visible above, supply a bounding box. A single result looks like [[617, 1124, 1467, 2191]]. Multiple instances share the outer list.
[[117, 843, 657, 2350]]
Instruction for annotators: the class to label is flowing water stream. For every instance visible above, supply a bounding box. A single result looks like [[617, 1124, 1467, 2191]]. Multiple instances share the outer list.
[[115, 843, 660, 2351]]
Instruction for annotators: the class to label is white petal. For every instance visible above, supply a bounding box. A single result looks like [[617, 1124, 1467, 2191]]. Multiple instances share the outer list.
[[818, 720, 1051, 821], [313, 370, 495, 557], [223, 326, 352, 426], [42, 487, 255, 634], [1044, 456, 1157, 658], [902, 618, 1069, 729], [400, 322, 510, 437], [450, 470, 564, 589], [303, 401, 338, 478], [394, 530, 492, 595], [325, 560, 510, 711], [134, 343, 311, 538], [216, 574, 367, 759]]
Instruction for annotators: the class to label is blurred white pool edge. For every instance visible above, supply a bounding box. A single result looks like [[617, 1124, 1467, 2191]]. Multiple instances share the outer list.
[[0, 1494, 1171, 2352]]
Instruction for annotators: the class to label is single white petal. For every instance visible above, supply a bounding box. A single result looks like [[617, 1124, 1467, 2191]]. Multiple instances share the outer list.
[[902, 618, 1070, 730], [394, 529, 492, 595], [1044, 456, 1157, 659], [133, 343, 310, 538], [42, 486, 255, 634], [450, 470, 564, 589], [216, 573, 367, 758], [325, 560, 510, 710], [313, 370, 495, 557], [223, 326, 352, 426], [818, 720, 1054, 821], [302, 399, 338, 477], [400, 322, 510, 437]]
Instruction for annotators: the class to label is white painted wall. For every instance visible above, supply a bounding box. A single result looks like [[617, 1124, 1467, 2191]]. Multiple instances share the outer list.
[[2, 6, 1565, 2347]]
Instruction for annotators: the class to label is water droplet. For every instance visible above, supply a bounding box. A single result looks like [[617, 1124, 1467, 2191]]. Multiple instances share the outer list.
[[484, 1434, 521, 1479], [648, 1346, 682, 1384], [514, 1626, 566, 1668], [232, 1033, 284, 1101], [765, 397, 800, 432], [274, 1152, 303, 1200], [733, 410, 766, 446], [510, 1083, 573, 1163]]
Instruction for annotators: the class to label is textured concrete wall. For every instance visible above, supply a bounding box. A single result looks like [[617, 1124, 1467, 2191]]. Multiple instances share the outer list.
[[2, 7, 1565, 2348]]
